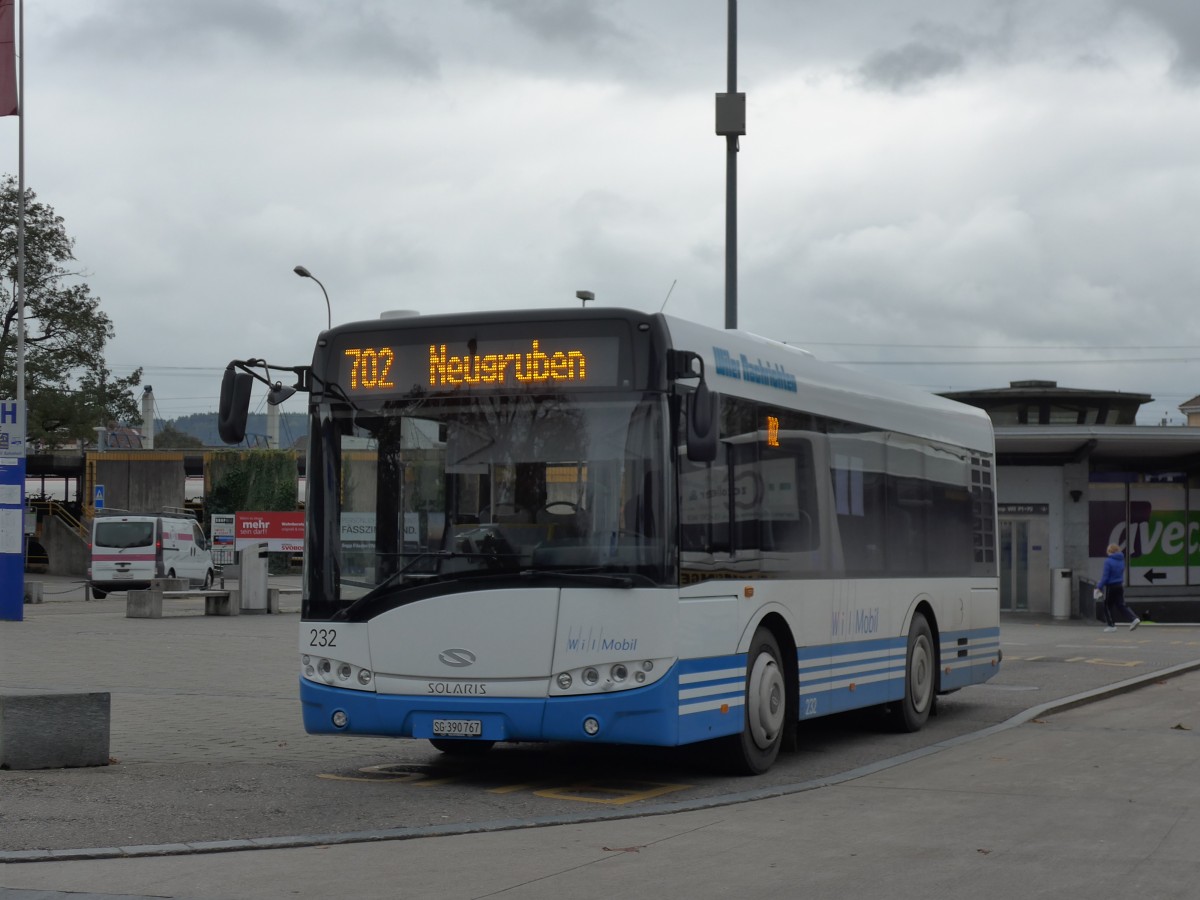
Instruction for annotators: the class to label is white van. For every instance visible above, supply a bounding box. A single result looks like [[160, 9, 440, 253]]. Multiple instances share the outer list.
[[88, 508, 216, 600]]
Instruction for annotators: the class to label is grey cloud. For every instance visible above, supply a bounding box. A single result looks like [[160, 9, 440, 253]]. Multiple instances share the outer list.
[[858, 41, 965, 91], [49, 0, 437, 78], [466, 0, 629, 52], [1123, 0, 1200, 83]]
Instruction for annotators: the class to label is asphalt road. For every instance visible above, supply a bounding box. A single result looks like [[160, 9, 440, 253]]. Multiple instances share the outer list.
[[3, 576, 1199, 858]]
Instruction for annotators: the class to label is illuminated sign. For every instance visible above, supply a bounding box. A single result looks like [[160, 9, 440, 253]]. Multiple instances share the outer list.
[[338, 333, 622, 395], [429, 340, 588, 387], [344, 348, 396, 390], [766, 415, 780, 447]]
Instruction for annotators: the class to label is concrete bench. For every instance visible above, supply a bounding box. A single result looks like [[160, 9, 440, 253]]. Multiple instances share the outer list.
[[126, 589, 240, 618], [0, 691, 111, 770]]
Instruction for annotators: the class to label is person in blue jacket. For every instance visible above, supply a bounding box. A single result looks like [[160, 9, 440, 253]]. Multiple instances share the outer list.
[[1096, 543, 1140, 632]]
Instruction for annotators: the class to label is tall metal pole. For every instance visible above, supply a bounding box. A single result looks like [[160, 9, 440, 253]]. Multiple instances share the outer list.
[[715, 0, 743, 330], [16, 0, 24, 407], [725, 0, 737, 331]]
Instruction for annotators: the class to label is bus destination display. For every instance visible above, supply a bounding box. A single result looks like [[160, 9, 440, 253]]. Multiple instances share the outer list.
[[338, 334, 622, 395]]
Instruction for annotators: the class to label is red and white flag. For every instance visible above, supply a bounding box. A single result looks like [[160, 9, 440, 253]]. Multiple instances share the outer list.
[[0, 0, 17, 117]]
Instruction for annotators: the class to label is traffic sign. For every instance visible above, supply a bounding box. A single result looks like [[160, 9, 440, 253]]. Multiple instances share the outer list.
[[94, 485, 105, 509]]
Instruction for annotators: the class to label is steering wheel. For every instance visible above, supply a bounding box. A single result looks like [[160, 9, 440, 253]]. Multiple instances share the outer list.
[[539, 501, 579, 516]]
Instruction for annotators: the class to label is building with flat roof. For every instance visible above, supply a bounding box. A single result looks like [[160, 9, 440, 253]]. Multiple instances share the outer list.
[[943, 382, 1200, 622]]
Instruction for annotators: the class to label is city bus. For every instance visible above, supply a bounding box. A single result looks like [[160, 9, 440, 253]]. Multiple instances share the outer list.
[[218, 307, 1000, 774]]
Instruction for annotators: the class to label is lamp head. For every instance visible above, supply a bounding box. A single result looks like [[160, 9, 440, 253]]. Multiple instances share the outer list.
[[294, 265, 311, 278]]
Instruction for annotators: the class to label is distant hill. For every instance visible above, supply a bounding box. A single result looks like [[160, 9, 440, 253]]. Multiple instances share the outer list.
[[164, 412, 310, 449]]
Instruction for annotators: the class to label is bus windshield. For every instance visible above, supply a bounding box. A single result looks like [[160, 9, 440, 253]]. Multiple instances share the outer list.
[[305, 391, 672, 620]]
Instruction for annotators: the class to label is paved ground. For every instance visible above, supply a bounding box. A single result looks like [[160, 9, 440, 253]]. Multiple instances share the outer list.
[[3, 576, 1200, 898]]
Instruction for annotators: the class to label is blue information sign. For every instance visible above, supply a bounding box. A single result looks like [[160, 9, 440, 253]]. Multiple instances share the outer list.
[[0, 399, 26, 621]]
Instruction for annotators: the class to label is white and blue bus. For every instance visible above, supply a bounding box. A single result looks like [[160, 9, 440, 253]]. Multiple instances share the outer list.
[[219, 307, 1000, 774]]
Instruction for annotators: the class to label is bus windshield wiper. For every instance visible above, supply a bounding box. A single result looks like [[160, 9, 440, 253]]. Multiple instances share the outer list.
[[333, 550, 525, 620], [335, 551, 462, 618]]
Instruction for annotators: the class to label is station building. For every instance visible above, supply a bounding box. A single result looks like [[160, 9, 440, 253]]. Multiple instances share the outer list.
[[942, 381, 1200, 622]]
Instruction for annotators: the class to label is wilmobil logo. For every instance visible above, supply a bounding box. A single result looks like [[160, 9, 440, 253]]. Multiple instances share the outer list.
[[712, 346, 798, 393]]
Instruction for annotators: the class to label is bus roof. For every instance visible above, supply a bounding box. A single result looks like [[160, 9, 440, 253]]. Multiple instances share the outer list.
[[661, 314, 994, 454], [316, 306, 992, 453]]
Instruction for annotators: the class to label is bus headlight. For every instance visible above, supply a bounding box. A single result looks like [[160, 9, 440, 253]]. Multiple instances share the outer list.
[[301, 655, 375, 693], [549, 657, 673, 695]]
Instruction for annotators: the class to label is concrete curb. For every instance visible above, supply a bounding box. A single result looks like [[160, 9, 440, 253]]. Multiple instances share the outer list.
[[6, 656, 1200, 865]]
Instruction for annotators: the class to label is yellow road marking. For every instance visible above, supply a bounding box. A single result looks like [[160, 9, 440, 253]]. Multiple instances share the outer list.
[[532, 781, 691, 805]]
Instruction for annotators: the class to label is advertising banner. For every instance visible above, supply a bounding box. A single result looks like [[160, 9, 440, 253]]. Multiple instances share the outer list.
[[1089, 482, 1199, 587], [235, 511, 305, 552]]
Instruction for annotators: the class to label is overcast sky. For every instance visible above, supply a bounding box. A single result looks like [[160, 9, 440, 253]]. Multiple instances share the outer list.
[[4, 0, 1200, 425]]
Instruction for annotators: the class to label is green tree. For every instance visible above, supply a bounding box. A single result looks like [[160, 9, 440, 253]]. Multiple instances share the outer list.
[[154, 422, 204, 449], [0, 175, 142, 448]]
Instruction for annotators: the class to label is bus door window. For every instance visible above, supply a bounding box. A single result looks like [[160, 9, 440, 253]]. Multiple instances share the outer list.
[[679, 444, 731, 556], [372, 420, 404, 583]]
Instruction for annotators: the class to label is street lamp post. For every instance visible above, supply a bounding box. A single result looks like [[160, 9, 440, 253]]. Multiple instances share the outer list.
[[293, 265, 331, 330], [715, 0, 744, 331]]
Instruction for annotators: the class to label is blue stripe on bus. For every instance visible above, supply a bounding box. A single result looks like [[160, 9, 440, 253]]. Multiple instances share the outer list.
[[937, 626, 1001, 690], [796, 626, 1001, 714], [675, 654, 747, 743]]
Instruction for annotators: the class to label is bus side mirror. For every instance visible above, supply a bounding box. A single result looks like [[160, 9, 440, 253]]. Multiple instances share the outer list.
[[686, 383, 719, 462], [218, 366, 253, 444]]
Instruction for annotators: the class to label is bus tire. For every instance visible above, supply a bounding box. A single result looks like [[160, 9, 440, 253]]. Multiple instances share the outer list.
[[896, 612, 935, 733], [719, 626, 786, 775], [430, 739, 495, 756]]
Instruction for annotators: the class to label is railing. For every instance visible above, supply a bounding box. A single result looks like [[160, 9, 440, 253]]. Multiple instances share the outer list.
[[48, 499, 88, 541]]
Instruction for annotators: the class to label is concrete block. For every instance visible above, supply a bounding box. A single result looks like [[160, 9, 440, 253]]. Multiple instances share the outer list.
[[151, 577, 188, 592], [204, 592, 240, 616], [0, 691, 111, 769], [23, 582, 43, 604], [267, 587, 281, 614], [126, 589, 163, 618]]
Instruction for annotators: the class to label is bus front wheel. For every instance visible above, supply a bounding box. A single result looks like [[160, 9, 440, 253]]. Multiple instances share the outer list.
[[895, 612, 935, 732], [719, 626, 786, 775]]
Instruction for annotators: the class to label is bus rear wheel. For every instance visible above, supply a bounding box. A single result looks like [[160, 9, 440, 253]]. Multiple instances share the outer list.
[[718, 626, 786, 775], [894, 612, 935, 732]]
